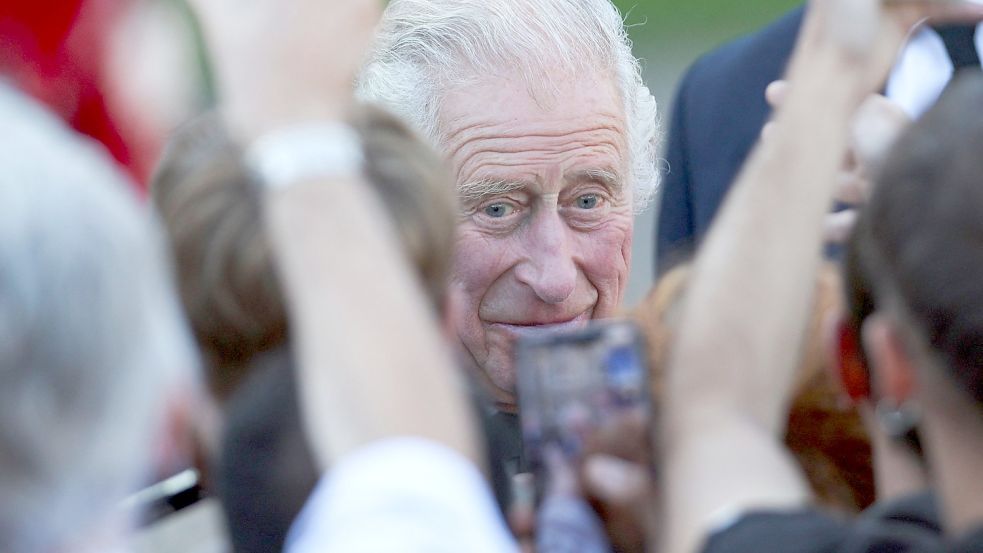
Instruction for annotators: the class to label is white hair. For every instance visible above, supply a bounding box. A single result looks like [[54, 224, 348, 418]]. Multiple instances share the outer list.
[[0, 83, 197, 553], [356, 0, 660, 211]]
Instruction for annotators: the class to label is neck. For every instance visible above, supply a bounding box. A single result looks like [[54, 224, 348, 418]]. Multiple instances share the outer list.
[[867, 408, 929, 501], [457, 347, 518, 414], [921, 410, 983, 536]]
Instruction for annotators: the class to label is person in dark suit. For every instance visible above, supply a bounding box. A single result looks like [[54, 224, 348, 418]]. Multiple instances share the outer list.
[[656, 5, 982, 272], [656, 7, 805, 271]]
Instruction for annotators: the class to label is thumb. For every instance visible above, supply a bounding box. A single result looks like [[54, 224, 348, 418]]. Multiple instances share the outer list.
[[582, 454, 649, 505], [765, 80, 789, 109]]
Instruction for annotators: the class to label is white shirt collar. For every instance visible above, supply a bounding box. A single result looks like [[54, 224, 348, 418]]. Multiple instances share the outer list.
[[886, 24, 982, 119]]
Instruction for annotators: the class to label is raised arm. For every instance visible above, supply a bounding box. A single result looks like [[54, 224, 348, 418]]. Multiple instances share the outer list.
[[660, 2, 983, 552], [189, 0, 479, 470]]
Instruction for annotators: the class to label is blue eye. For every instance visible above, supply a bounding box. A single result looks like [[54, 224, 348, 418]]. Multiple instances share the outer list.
[[484, 203, 515, 218], [576, 194, 599, 209]]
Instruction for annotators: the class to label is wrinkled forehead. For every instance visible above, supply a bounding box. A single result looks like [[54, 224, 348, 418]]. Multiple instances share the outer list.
[[436, 69, 629, 171], [445, 65, 623, 117]]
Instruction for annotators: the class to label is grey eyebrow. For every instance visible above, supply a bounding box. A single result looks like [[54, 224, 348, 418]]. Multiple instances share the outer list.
[[566, 168, 624, 192], [458, 178, 528, 204]]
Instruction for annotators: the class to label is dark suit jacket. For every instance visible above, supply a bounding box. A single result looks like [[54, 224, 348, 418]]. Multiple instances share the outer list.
[[656, 6, 805, 272], [703, 491, 942, 553]]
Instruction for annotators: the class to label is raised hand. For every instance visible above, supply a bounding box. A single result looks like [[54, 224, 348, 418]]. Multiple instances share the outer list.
[[763, 80, 911, 244], [795, 0, 983, 97], [188, 0, 381, 137]]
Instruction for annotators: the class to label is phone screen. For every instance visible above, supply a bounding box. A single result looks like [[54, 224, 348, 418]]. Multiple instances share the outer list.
[[515, 319, 651, 504]]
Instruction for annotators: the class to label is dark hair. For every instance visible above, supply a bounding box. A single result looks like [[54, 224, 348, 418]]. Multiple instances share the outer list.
[[151, 114, 287, 400], [151, 106, 455, 400], [152, 105, 457, 550], [215, 347, 317, 553], [845, 72, 983, 408]]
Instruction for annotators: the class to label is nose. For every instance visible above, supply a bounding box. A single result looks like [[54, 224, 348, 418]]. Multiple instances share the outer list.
[[514, 210, 578, 304]]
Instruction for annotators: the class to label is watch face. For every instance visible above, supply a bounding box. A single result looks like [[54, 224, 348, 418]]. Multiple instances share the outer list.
[[246, 124, 363, 188]]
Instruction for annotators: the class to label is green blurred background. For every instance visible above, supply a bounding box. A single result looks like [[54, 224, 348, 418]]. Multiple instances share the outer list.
[[615, 0, 800, 305], [613, 0, 799, 106]]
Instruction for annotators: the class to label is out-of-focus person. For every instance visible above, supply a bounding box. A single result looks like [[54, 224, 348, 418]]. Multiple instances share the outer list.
[[150, 104, 460, 553], [658, 0, 983, 551], [151, 113, 287, 402], [633, 264, 877, 513], [693, 70, 983, 553], [0, 82, 195, 553], [656, 2, 980, 269], [103, 0, 215, 185]]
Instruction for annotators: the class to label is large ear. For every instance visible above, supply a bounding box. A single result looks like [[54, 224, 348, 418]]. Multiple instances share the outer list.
[[824, 311, 871, 403], [860, 314, 919, 403]]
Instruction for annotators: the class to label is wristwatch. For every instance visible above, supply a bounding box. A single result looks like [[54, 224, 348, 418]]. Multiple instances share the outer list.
[[245, 122, 364, 189]]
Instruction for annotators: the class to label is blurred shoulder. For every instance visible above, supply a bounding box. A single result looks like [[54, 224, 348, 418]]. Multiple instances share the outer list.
[[681, 5, 806, 98]]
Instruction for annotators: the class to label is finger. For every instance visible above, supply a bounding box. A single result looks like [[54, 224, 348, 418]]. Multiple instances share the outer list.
[[542, 444, 579, 494], [765, 80, 789, 108], [824, 210, 860, 244], [509, 473, 536, 537], [582, 454, 650, 505], [882, 5, 983, 43], [884, 0, 983, 26], [826, 0, 881, 54], [761, 121, 778, 143], [834, 170, 869, 206], [583, 408, 649, 464], [509, 505, 536, 538], [852, 94, 910, 173]]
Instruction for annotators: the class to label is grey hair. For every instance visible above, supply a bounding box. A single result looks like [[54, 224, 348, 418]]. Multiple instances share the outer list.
[[356, 0, 660, 212], [0, 84, 197, 553]]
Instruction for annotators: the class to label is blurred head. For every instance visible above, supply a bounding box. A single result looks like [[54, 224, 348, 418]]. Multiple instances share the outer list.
[[0, 85, 194, 553], [358, 0, 660, 411], [837, 74, 983, 469], [151, 106, 455, 401], [151, 114, 286, 400], [633, 264, 874, 513], [153, 104, 456, 551]]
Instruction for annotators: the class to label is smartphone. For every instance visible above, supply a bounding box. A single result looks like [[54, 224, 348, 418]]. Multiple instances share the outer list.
[[515, 319, 651, 504]]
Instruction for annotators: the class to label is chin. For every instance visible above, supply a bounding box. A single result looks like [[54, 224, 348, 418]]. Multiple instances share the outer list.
[[590, 298, 618, 319], [482, 351, 518, 410], [488, 361, 517, 401]]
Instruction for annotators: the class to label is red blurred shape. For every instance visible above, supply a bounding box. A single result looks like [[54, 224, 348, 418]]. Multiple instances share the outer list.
[[0, 0, 147, 188]]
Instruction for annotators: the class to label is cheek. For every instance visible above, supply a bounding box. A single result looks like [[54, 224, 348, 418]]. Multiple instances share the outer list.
[[451, 228, 516, 300], [577, 213, 633, 292]]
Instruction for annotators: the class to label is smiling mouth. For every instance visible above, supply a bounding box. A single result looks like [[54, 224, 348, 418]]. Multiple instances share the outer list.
[[491, 311, 592, 339]]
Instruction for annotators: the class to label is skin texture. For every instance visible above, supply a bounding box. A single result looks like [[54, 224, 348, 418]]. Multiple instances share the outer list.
[[440, 71, 634, 412]]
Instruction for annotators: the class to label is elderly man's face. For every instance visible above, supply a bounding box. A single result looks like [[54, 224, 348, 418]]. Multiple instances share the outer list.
[[441, 71, 633, 412]]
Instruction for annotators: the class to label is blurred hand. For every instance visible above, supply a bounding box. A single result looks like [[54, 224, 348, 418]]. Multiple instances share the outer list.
[[509, 473, 537, 553], [763, 0, 983, 244], [580, 410, 654, 553], [189, 0, 381, 137], [797, 0, 983, 95], [763, 80, 910, 243], [509, 410, 655, 553]]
